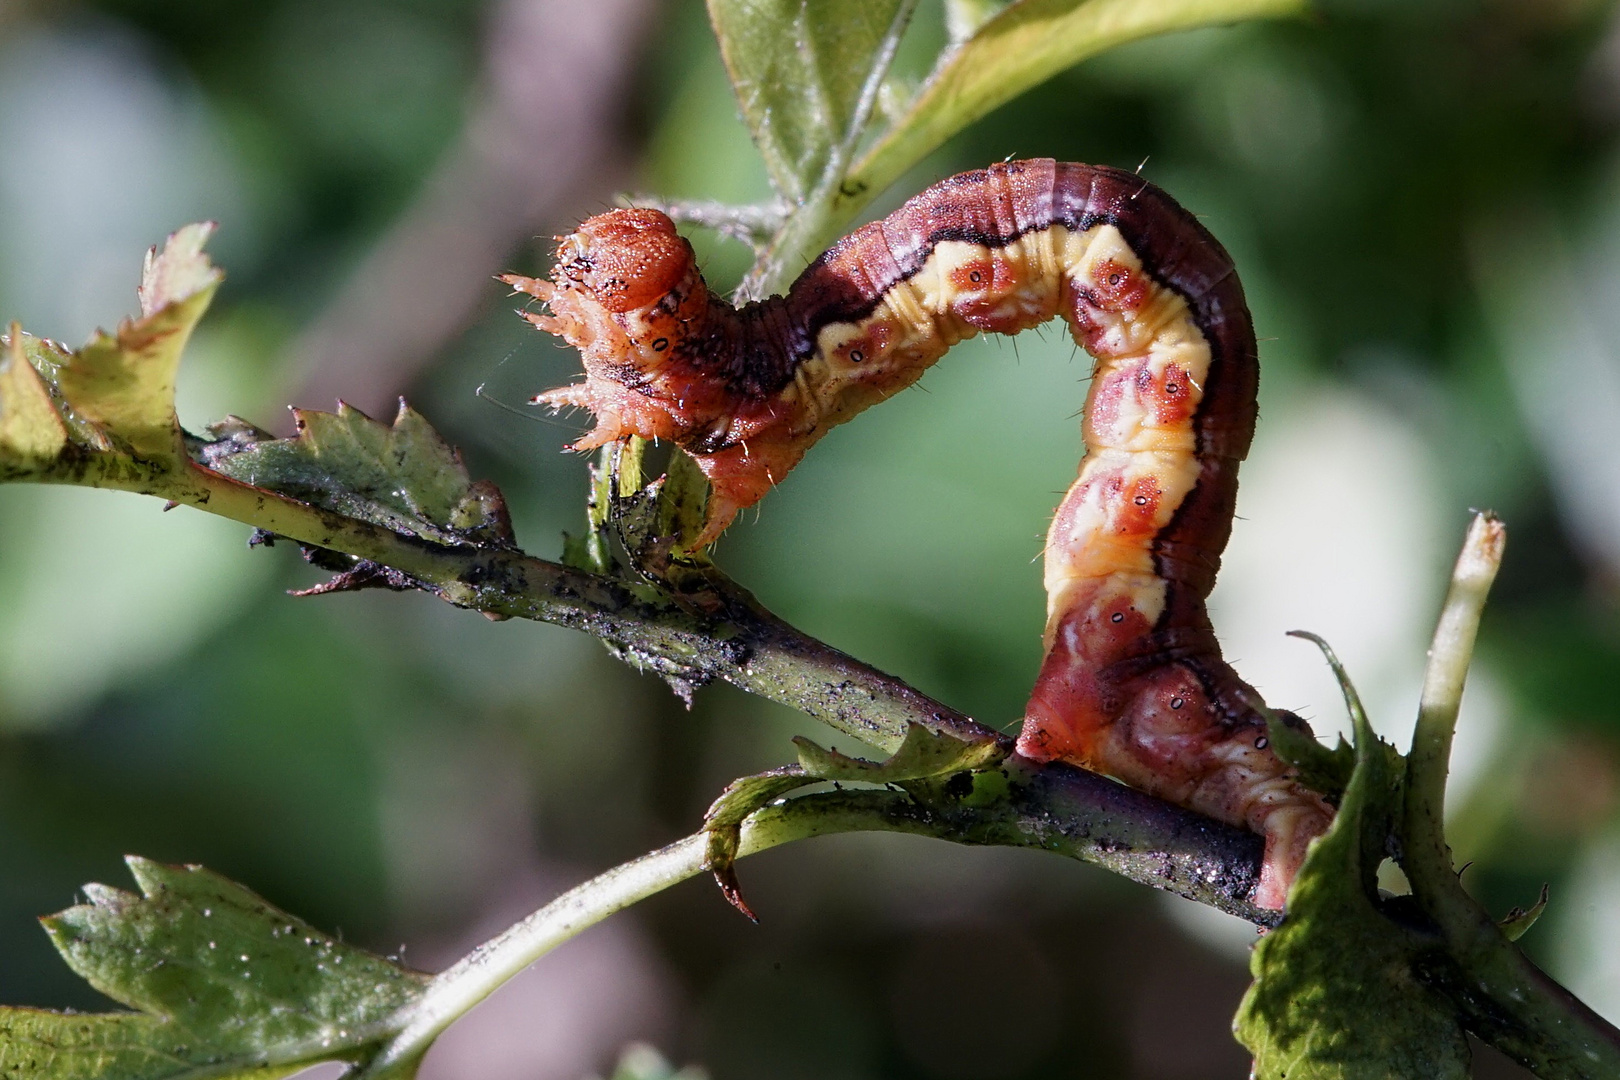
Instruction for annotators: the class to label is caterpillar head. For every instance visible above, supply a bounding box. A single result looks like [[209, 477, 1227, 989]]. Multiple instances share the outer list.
[[553, 208, 697, 315], [503, 208, 712, 450]]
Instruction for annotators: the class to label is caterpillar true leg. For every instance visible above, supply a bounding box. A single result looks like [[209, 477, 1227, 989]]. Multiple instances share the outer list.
[[509, 160, 1333, 908]]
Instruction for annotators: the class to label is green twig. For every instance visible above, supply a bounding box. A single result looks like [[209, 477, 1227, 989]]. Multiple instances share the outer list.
[[360, 796, 915, 1078], [1405, 511, 1506, 890], [1399, 513, 1620, 1078], [29, 445, 1284, 936], [362, 777, 1272, 1077]]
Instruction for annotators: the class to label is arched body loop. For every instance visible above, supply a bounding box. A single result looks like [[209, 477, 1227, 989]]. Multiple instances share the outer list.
[[504, 160, 1333, 909]]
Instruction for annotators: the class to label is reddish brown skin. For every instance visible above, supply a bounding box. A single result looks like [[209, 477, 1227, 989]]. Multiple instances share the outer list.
[[505, 160, 1334, 909]]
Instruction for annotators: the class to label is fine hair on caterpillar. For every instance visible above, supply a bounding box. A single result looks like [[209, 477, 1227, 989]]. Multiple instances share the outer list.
[[503, 159, 1333, 910]]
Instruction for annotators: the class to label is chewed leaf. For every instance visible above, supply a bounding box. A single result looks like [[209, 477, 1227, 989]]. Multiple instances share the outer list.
[[794, 721, 1007, 784], [138, 222, 223, 318], [1266, 634, 1376, 801], [0, 223, 220, 478], [59, 227, 220, 462], [847, 0, 1304, 206], [0, 857, 430, 1080], [198, 403, 515, 548], [708, 0, 916, 201], [1235, 669, 1468, 1079]]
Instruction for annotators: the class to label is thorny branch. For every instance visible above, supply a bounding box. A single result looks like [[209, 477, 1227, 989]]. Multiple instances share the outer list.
[[73, 442, 1277, 924], [362, 782, 1265, 1077]]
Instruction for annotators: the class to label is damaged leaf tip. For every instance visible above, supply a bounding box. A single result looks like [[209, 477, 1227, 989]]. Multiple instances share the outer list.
[[138, 221, 223, 318]]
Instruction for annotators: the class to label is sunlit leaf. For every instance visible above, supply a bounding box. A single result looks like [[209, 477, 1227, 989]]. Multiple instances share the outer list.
[[0, 223, 220, 480], [0, 329, 68, 473], [846, 0, 1305, 207], [708, 0, 917, 201], [944, 0, 1012, 41], [1235, 658, 1470, 1079], [794, 720, 1007, 783], [702, 722, 1007, 917], [59, 222, 221, 462], [197, 405, 514, 549], [0, 857, 430, 1080]]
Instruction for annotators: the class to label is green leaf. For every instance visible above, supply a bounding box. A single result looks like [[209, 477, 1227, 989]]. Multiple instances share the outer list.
[[1498, 884, 1550, 943], [944, 0, 1013, 41], [794, 720, 1007, 784], [702, 765, 814, 917], [652, 449, 712, 556], [1235, 654, 1469, 1079], [613, 454, 714, 570], [0, 1011, 295, 1080], [197, 405, 514, 549], [562, 443, 621, 574], [708, 0, 918, 201], [558, 439, 713, 693], [1265, 633, 1373, 801], [1266, 708, 1355, 802], [846, 0, 1306, 207], [0, 328, 69, 473], [60, 223, 221, 462], [0, 857, 430, 1080], [701, 723, 1006, 918], [0, 223, 221, 481]]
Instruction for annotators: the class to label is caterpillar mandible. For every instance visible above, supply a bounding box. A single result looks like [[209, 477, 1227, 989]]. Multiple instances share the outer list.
[[503, 159, 1333, 910]]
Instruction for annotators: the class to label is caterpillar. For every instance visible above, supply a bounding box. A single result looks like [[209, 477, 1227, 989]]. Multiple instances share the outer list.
[[503, 159, 1333, 910]]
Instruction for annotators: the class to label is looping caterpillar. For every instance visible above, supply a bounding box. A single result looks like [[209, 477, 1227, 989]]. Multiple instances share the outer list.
[[503, 159, 1333, 909]]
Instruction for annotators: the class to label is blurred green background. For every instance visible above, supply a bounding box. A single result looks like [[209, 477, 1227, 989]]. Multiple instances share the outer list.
[[1, 0, 1617, 1076]]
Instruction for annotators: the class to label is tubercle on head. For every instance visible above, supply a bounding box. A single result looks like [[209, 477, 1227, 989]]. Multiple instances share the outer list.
[[509, 209, 815, 549]]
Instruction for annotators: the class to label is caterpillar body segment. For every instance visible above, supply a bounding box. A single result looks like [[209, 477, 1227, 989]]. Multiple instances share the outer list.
[[506, 159, 1333, 909]]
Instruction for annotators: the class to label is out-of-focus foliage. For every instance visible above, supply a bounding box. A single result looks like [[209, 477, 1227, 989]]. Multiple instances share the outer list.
[[1, 0, 1618, 1077], [846, 0, 1306, 207], [592, 1043, 708, 1080]]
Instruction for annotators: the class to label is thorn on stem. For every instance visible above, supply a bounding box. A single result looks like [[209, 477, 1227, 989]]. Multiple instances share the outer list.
[[289, 560, 417, 597], [711, 867, 759, 923]]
